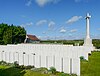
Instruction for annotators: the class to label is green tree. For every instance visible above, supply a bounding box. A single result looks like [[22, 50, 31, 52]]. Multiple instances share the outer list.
[[0, 23, 26, 45], [3, 27, 12, 44]]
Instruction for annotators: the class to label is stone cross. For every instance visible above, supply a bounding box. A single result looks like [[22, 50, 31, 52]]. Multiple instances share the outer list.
[[86, 13, 91, 39], [83, 13, 93, 47]]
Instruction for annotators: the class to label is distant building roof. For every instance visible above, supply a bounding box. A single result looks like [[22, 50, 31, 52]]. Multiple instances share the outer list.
[[27, 35, 40, 41]]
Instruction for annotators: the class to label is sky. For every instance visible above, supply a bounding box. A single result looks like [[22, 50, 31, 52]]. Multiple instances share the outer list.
[[0, 0, 100, 40]]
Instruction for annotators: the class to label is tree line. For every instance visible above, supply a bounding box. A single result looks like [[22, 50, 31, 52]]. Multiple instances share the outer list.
[[41, 39, 100, 49], [0, 23, 26, 45]]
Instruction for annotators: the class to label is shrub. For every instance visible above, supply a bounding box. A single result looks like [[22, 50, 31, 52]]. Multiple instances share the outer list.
[[80, 56, 85, 60], [25, 65, 34, 69], [31, 67, 48, 74], [19, 65, 25, 69], [88, 53, 91, 56], [7, 63, 14, 66], [49, 67, 56, 74], [0, 61, 7, 65], [14, 61, 19, 67], [60, 73, 68, 76]]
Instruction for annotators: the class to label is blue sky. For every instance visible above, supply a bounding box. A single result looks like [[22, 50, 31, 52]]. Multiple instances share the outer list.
[[0, 0, 100, 40]]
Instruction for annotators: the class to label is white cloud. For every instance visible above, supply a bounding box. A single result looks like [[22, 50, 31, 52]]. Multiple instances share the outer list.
[[20, 24, 25, 28], [66, 16, 82, 24], [36, 20, 47, 26], [35, 0, 62, 7], [70, 29, 77, 33], [48, 21, 55, 31], [42, 31, 47, 34], [36, 20, 56, 35], [36, 20, 55, 30], [26, 0, 32, 6], [48, 21, 55, 27], [37, 36, 42, 39], [20, 22, 33, 27], [60, 28, 66, 33], [35, 0, 49, 7], [26, 22, 33, 26]]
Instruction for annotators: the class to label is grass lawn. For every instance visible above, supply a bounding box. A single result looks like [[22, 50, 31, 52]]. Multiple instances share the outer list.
[[81, 51, 100, 76], [0, 65, 10, 69], [24, 70, 50, 76]]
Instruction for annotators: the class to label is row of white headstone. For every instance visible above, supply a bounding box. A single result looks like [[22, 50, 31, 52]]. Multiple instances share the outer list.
[[0, 44, 93, 76]]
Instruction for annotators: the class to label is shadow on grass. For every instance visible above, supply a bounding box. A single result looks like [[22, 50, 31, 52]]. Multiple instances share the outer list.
[[0, 67, 26, 76]]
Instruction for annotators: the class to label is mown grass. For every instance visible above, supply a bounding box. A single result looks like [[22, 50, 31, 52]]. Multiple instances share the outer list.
[[81, 51, 100, 76], [24, 70, 50, 76], [0, 65, 10, 69]]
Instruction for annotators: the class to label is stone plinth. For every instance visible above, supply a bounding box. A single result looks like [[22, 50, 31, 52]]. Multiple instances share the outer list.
[[83, 38, 93, 46]]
